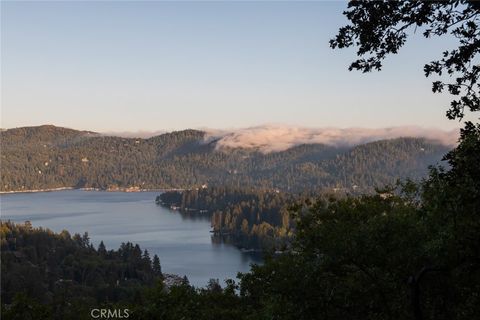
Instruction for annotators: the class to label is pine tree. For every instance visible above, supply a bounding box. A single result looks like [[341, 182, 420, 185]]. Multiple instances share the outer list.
[[152, 254, 162, 275], [142, 250, 152, 271], [98, 241, 107, 256], [81, 232, 90, 247]]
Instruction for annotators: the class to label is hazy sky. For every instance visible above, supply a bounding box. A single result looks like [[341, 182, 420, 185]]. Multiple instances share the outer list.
[[1, 1, 466, 132]]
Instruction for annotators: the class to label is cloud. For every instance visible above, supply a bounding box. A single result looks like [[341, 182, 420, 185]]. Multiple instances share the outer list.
[[97, 125, 458, 153], [204, 125, 458, 153]]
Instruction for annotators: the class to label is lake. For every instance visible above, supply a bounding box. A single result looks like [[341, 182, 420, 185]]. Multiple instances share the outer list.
[[0, 190, 262, 287]]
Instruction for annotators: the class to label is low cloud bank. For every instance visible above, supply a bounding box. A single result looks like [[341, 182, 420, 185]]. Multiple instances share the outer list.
[[101, 125, 458, 153], [205, 125, 458, 153]]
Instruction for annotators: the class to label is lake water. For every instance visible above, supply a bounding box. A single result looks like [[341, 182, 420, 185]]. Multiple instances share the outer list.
[[0, 190, 262, 287]]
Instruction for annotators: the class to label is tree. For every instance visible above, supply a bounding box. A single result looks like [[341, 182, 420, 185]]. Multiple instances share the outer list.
[[330, 0, 480, 120], [98, 241, 107, 256], [206, 279, 222, 294], [81, 232, 90, 248], [1, 293, 52, 320], [417, 123, 480, 319], [331, 8, 480, 316], [1, 222, 164, 318], [152, 254, 162, 275], [241, 193, 425, 320], [142, 250, 152, 266], [181, 275, 190, 286]]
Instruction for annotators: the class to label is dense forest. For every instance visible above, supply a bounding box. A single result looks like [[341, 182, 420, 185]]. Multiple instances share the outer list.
[[0, 221, 164, 319], [158, 187, 306, 249], [0, 125, 449, 193], [2, 124, 479, 320]]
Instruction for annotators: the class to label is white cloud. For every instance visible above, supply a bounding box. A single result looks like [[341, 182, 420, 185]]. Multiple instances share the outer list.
[[204, 125, 458, 153], [99, 125, 458, 153]]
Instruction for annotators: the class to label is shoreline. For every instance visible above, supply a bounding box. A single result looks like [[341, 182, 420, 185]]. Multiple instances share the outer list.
[[0, 187, 75, 194], [0, 187, 184, 195]]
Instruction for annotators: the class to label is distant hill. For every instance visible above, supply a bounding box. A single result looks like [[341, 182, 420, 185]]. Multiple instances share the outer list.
[[0, 125, 451, 193]]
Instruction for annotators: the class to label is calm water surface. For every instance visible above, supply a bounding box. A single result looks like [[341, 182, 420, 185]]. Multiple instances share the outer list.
[[0, 190, 262, 287]]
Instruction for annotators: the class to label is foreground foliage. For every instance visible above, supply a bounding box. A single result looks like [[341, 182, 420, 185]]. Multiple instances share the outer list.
[[331, 0, 480, 120]]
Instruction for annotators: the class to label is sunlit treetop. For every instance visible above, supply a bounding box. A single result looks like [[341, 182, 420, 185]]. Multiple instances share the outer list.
[[330, 0, 480, 120]]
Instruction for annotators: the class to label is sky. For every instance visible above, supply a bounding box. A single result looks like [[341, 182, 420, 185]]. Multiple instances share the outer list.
[[0, 1, 468, 132]]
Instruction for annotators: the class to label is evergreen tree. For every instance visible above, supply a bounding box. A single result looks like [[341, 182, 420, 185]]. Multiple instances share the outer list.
[[152, 254, 162, 275], [98, 241, 107, 256]]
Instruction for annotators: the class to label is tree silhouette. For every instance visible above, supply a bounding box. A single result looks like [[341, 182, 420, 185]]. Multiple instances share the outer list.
[[330, 0, 479, 120], [152, 254, 162, 275]]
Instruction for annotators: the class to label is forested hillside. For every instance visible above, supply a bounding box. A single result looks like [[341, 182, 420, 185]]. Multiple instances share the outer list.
[[0, 221, 163, 319], [1, 125, 450, 193]]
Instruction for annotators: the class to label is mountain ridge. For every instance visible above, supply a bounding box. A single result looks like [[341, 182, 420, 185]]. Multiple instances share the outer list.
[[1, 125, 451, 193], [1, 124, 457, 148]]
